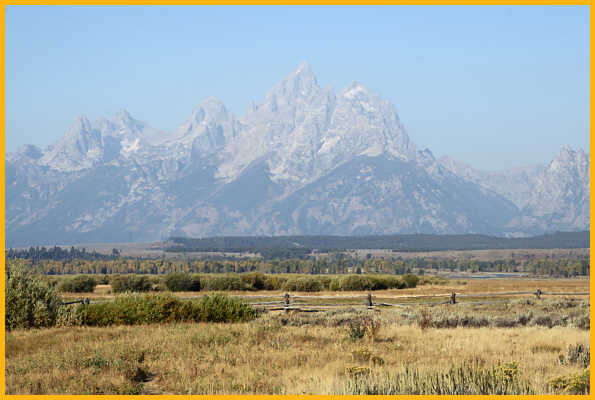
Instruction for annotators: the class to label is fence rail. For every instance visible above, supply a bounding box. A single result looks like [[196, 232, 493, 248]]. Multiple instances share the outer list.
[[248, 289, 589, 312], [60, 289, 589, 312]]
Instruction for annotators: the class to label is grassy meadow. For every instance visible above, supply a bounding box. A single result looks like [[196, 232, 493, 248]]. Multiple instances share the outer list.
[[6, 281, 590, 394]]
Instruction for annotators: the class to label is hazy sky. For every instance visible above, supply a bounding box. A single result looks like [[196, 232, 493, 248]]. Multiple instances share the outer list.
[[5, 5, 589, 169]]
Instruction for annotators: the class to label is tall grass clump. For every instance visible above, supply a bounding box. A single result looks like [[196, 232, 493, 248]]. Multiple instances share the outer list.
[[337, 362, 535, 395], [5, 261, 62, 330], [64, 293, 258, 326], [559, 343, 590, 368], [58, 275, 97, 293], [346, 315, 382, 341], [164, 273, 201, 292]]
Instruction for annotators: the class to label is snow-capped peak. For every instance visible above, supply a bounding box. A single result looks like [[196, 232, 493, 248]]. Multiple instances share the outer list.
[[264, 62, 320, 105]]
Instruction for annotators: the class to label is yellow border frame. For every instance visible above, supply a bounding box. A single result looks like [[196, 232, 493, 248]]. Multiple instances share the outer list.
[[0, 3, 591, 399]]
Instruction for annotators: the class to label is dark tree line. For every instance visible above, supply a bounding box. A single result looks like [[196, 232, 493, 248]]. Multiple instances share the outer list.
[[9, 253, 589, 278], [6, 246, 120, 263], [166, 231, 589, 257]]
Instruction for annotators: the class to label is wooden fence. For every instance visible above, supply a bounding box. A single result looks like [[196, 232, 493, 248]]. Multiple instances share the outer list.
[[247, 289, 590, 312], [60, 289, 589, 312]]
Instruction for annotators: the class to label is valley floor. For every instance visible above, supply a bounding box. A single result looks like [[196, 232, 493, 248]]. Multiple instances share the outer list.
[[6, 294, 590, 394]]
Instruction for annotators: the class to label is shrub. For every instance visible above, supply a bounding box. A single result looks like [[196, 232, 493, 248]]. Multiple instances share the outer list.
[[164, 273, 200, 292], [402, 274, 419, 288], [240, 272, 265, 290], [347, 318, 367, 340], [5, 261, 62, 330], [366, 276, 389, 290], [548, 369, 590, 394], [347, 315, 381, 340], [201, 275, 247, 291], [330, 275, 406, 291], [351, 347, 373, 362], [337, 275, 373, 291], [418, 308, 432, 330], [317, 275, 333, 290], [345, 365, 372, 378], [560, 344, 590, 368], [194, 294, 259, 322], [110, 275, 152, 293], [56, 303, 85, 327], [329, 277, 342, 291], [58, 275, 97, 293], [66, 293, 258, 327], [530, 343, 561, 354], [571, 312, 590, 330], [362, 315, 382, 340], [263, 275, 286, 290], [282, 276, 324, 292]]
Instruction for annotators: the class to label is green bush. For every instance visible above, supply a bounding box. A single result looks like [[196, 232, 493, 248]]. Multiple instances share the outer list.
[[240, 272, 266, 290], [110, 275, 152, 293], [548, 369, 590, 394], [195, 293, 259, 322], [58, 275, 97, 293], [402, 274, 420, 288], [282, 276, 324, 292], [163, 273, 201, 292], [336, 275, 373, 291], [5, 261, 62, 330], [263, 275, 286, 290], [369, 276, 406, 290], [201, 275, 247, 291], [67, 293, 258, 326], [328, 275, 406, 291]]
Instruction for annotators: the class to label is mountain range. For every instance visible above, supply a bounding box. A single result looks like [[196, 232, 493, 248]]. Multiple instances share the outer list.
[[5, 62, 590, 246]]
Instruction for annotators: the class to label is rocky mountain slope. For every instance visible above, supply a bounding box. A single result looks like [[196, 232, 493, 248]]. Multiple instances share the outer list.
[[5, 63, 590, 246]]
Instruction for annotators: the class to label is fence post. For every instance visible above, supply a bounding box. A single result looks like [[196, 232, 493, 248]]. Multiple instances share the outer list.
[[534, 289, 542, 299], [367, 293, 373, 309], [450, 292, 457, 304], [284, 293, 290, 312]]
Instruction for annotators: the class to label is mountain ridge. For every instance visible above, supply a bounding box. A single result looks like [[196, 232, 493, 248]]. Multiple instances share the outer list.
[[5, 63, 590, 246]]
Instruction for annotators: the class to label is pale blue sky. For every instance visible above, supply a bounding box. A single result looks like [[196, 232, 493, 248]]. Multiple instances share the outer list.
[[5, 5, 589, 169]]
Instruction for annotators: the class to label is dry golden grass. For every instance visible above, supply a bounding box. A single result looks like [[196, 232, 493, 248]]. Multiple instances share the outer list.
[[6, 304, 589, 394]]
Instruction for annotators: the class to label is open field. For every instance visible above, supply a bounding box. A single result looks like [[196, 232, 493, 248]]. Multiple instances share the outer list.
[[8, 265, 589, 395], [6, 298, 589, 394]]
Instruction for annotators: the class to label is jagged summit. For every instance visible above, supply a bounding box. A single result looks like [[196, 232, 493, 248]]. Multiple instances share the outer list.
[[66, 114, 92, 136], [264, 62, 321, 106], [114, 108, 132, 121], [294, 60, 313, 74]]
